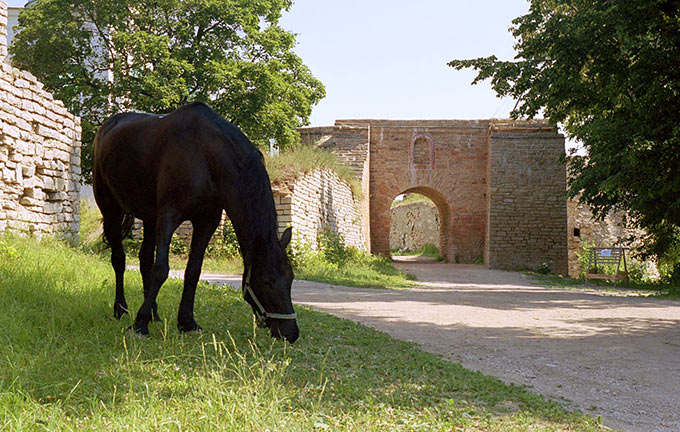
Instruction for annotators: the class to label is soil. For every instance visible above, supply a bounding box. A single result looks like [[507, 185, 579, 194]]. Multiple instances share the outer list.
[[192, 262, 680, 432]]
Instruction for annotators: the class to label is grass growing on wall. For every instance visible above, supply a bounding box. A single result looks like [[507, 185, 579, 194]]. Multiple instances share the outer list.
[[265, 145, 362, 198], [0, 234, 609, 431]]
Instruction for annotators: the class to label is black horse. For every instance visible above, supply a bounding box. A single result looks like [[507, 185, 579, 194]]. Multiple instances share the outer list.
[[92, 102, 298, 342]]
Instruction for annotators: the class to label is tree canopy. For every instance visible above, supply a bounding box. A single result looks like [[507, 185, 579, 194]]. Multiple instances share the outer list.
[[10, 0, 325, 183], [449, 0, 680, 261]]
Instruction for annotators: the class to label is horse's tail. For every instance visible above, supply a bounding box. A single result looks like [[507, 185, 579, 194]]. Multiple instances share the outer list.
[[101, 212, 136, 247], [121, 212, 135, 240]]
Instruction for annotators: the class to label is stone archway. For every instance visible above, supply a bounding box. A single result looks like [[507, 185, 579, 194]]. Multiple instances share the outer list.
[[389, 187, 451, 260]]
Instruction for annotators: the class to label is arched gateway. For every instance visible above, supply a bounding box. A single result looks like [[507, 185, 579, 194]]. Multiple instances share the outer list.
[[300, 119, 568, 275]]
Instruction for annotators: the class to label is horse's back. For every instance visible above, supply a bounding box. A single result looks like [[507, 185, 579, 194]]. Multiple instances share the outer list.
[[93, 103, 241, 221]]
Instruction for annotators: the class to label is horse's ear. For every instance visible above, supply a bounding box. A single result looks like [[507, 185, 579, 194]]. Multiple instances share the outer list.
[[280, 227, 292, 249]]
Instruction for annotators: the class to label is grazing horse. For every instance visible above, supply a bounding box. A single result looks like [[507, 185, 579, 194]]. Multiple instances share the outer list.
[[92, 102, 298, 342]]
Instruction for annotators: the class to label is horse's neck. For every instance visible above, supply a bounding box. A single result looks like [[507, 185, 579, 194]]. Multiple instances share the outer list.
[[226, 197, 277, 266]]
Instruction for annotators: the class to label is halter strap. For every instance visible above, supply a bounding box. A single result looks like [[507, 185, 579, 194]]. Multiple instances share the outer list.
[[242, 266, 297, 320]]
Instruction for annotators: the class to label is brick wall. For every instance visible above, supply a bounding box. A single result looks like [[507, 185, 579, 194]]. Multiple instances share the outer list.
[[273, 168, 365, 251], [305, 119, 569, 271], [486, 121, 568, 274], [0, 0, 82, 241], [362, 119, 490, 262]]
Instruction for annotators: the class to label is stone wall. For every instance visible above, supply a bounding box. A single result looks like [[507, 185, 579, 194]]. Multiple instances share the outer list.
[[566, 198, 640, 277], [0, 0, 82, 241], [486, 121, 568, 275], [389, 199, 439, 252], [273, 168, 365, 251]]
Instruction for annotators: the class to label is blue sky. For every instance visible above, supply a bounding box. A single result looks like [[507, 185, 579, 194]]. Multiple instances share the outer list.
[[6, 0, 530, 126]]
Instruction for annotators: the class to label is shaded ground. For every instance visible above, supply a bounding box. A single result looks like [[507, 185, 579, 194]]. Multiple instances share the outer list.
[[186, 263, 679, 432]]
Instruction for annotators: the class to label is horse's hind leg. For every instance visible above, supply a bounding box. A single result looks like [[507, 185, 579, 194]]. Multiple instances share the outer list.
[[139, 220, 161, 322], [177, 211, 221, 332], [132, 211, 179, 335], [102, 210, 128, 319]]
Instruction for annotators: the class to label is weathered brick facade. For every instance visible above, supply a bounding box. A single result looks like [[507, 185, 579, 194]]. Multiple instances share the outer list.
[[301, 118, 568, 274], [0, 0, 82, 241]]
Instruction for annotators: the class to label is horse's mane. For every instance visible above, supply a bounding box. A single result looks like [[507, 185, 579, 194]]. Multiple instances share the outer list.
[[179, 102, 280, 256], [234, 150, 279, 256]]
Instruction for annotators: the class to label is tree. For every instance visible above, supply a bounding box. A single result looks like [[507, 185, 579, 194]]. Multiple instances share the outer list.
[[10, 0, 325, 183], [449, 0, 680, 260]]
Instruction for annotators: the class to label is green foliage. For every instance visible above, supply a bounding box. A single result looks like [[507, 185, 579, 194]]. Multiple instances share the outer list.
[[78, 200, 105, 253], [0, 235, 608, 431], [291, 230, 416, 289], [391, 193, 432, 209], [536, 263, 552, 275], [265, 145, 362, 198], [449, 0, 680, 260], [10, 0, 325, 183], [420, 243, 443, 261], [205, 220, 241, 260]]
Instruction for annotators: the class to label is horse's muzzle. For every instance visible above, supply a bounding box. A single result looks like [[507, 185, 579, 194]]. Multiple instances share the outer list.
[[270, 319, 299, 343]]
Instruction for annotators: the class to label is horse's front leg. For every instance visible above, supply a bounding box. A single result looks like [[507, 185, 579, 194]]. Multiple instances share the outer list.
[[139, 220, 162, 322], [132, 213, 177, 336], [178, 213, 221, 332]]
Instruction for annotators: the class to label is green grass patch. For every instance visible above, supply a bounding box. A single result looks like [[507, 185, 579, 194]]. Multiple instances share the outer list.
[[294, 253, 416, 289], [528, 272, 680, 298], [391, 193, 433, 209], [265, 145, 362, 198], [0, 234, 607, 431], [391, 243, 444, 262]]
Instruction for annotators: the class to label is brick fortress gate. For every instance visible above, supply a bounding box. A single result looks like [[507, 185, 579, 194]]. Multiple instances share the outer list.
[[301, 119, 568, 275]]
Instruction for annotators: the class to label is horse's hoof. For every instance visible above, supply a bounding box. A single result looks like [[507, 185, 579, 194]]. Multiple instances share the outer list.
[[178, 321, 202, 333], [127, 324, 149, 338], [113, 304, 128, 320]]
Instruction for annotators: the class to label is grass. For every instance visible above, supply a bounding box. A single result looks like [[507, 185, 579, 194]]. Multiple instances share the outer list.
[[265, 145, 362, 198], [294, 253, 416, 289], [0, 234, 609, 431], [391, 193, 434, 209], [528, 272, 680, 298], [391, 243, 444, 262]]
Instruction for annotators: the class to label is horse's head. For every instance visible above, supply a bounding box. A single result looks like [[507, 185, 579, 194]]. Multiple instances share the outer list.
[[243, 227, 298, 343]]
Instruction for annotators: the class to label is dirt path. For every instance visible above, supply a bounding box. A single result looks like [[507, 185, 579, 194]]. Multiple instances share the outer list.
[[192, 264, 680, 432]]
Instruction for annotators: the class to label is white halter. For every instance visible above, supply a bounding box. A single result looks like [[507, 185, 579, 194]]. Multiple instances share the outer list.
[[242, 266, 297, 320]]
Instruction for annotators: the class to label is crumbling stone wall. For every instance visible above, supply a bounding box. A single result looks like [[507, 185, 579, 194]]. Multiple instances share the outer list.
[[0, 0, 82, 240], [273, 168, 365, 251], [566, 198, 641, 277], [390, 200, 439, 252]]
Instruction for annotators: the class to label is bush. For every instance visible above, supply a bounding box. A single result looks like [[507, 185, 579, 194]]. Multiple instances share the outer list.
[[206, 220, 241, 259], [288, 228, 414, 289]]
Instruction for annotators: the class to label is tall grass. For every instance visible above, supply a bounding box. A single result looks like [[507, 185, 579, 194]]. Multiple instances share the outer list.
[[265, 146, 362, 198], [0, 235, 607, 431]]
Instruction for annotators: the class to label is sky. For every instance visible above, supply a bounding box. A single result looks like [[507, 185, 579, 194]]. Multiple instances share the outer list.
[[5, 0, 531, 127]]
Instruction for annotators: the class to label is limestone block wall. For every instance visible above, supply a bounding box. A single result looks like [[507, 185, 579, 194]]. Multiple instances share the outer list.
[[389, 200, 439, 252], [273, 168, 365, 251], [566, 198, 640, 277], [0, 0, 82, 240], [486, 121, 568, 275]]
